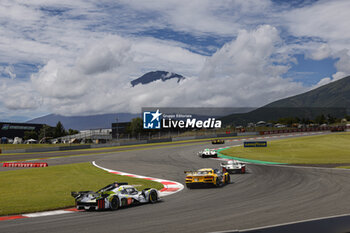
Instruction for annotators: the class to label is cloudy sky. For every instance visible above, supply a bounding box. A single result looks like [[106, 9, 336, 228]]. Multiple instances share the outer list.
[[1, 0, 350, 121]]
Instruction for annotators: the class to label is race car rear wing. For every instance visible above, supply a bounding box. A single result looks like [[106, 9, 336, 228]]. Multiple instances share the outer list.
[[71, 191, 93, 198], [97, 182, 129, 192], [184, 171, 204, 175], [184, 171, 199, 175]]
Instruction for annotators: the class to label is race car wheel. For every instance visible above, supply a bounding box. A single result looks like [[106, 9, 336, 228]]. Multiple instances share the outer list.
[[110, 196, 119, 210], [149, 190, 158, 204], [215, 177, 223, 187], [241, 167, 246, 173], [186, 183, 192, 189]]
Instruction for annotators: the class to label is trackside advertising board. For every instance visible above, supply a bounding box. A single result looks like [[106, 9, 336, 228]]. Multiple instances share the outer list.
[[244, 141, 267, 147]]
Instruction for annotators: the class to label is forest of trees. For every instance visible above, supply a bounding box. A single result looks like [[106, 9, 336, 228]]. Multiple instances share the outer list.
[[23, 121, 79, 141], [269, 114, 349, 127]]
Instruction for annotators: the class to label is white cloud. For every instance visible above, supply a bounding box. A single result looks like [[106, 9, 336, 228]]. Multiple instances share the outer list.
[[334, 49, 350, 75], [2, 0, 350, 121], [118, 0, 273, 36], [29, 35, 206, 115], [314, 49, 350, 88], [0, 79, 41, 110], [284, 0, 350, 49], [197, 25, 304, 106], [332, 71, 347, 81], [0, 0, 105, 65], [283, 0, 350, 78], [0, 65, 16, 79], [315, 77, 331, 88], [306, 44, 332, 61], [27, 25, 305, 116], [202, 25, 281, 77], [314, 71, 348, 88]]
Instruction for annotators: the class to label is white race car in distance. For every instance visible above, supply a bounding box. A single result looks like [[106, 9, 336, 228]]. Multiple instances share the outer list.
[[220, 160, 246, 174], [198, 149, 218, 158]]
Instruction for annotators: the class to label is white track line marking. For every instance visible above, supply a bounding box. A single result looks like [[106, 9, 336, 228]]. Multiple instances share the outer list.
[[23, 210, 71, 218], [92, 161, 184, 197]]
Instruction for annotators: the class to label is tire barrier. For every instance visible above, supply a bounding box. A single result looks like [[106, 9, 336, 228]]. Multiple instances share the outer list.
[[2, 162, 48, 168]]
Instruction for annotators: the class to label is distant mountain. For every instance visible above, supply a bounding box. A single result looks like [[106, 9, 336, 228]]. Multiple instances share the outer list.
[[221, 76, 350, 125], [266, 76, 350, 108], [131, 71, 185, 87], [27, 113, 140, 131]]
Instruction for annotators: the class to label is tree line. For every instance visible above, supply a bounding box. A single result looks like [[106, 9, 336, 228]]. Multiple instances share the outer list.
[[23, 121, 79, 141], [270, 114, 350, 126]]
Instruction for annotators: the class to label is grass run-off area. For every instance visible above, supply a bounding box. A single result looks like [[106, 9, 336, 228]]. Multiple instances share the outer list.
[[0, 162, 163, 216], [221, 132, 350, 164]]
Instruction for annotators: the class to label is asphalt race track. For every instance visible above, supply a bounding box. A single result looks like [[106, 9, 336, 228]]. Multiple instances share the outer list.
[[1, 134, 350, 233]]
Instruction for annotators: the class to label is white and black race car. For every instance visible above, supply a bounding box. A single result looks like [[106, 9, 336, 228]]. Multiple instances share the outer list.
[[220, 160, 246, 174], [198, 148, 218, 158], [71, 182, 160, 211]]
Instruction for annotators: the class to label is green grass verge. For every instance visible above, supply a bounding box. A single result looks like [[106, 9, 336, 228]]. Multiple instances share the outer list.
[[0, 162, 163, 216], [221, 132, 350, 164], [337, 166, 350, 169]]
